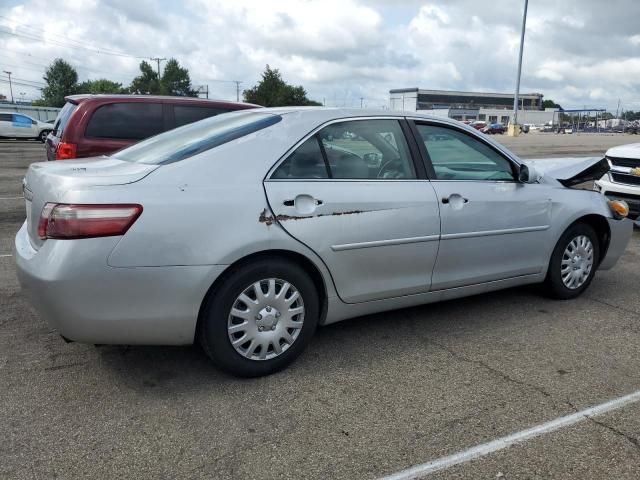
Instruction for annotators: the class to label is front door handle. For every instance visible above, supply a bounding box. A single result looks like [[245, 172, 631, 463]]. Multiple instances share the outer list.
[[441, 194, 468, 204]]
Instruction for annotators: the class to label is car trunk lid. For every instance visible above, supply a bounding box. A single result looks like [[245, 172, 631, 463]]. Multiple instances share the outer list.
[[23, 157, 159, 249]]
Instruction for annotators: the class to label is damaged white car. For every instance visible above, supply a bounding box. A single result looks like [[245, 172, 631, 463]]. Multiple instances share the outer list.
[[15, 108, 633, 376]]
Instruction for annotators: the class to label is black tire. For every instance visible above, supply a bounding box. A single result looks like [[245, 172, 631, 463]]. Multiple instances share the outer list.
[[545, 223, 600, 299], [198, 257, 319, 377], [39, 130, 50, 142]]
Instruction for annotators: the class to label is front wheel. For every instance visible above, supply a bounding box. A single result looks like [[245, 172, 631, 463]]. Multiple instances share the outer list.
[[199, 258, 319, 377], [545, 223, 600, 299]]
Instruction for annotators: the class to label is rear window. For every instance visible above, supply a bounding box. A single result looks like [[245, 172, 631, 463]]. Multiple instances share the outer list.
[[0, 113, 12, 122], [174, 105, 227, 128], [52, 102, 78, 137], [113, 111, 281, 165], [86, 102, 163, 140]]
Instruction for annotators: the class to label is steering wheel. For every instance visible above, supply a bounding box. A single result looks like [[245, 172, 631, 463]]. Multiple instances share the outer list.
[[377, 157, 404, 179]]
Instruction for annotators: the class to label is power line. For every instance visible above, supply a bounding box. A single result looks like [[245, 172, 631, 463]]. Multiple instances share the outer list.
[[0, 16, 149, 58], [0, 28, 148, 59]]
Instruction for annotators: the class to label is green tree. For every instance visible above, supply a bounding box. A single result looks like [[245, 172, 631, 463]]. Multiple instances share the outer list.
[[77, 78, 126, 94], [41, 58, 78, 107], [542, 99, 562, 109], [243, 65, 321, 107], [160, 58, 196, 96], [129, 60, 160, 94]]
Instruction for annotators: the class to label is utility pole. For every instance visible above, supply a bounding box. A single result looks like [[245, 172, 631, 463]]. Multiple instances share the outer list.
[[233, 81, 242, 102], [360, 97, 364, 108], [150, 57, 166, 77], [3, 70, 13, 103], [510, 0, 528, 135], [616, 98, 620, 119]]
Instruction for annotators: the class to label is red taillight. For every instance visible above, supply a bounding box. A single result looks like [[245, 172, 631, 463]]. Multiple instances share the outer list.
[[38, 203, 143, 240], [55, 142, 77, 160]]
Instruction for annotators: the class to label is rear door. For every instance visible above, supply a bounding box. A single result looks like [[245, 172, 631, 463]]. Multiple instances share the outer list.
[[411, 121, 553, 290], [11, 114, 37, 138], [264, 117, 441, 303], [80, 102, 165, 157]]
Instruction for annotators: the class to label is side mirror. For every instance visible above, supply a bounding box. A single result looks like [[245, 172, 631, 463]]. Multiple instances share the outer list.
[[518, 163, 541, 183]]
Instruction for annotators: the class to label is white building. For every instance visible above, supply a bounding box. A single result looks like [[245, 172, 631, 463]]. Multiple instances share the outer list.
[[389, 88, 559, 125]]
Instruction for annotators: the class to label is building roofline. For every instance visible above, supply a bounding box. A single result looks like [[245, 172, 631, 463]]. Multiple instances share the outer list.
[[389, 88, 543, 98]]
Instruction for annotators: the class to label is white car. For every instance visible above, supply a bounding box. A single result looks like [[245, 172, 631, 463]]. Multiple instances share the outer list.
[[595, 143, 640, 225], [0, 112, 53, 142]]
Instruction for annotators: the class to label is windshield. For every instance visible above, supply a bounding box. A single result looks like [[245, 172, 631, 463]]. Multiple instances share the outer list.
[[113, 111, 281, 165]]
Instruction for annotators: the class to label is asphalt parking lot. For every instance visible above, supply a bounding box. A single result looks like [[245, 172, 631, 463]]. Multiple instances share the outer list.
[[2, 136, 640, 479]]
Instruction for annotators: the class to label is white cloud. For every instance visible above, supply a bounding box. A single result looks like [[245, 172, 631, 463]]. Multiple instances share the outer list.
[[1, 0, 639, 110]]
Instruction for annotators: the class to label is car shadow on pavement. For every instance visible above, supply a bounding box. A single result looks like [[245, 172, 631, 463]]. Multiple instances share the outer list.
[[93, 284, 545, 392]]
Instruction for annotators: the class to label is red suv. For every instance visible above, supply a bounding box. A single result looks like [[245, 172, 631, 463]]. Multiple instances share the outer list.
[[46, 95, 260, 160]]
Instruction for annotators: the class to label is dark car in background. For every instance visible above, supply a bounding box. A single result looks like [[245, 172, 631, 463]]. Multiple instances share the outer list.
[[45, 95, 260, 160], [482, 123, 506, 135]]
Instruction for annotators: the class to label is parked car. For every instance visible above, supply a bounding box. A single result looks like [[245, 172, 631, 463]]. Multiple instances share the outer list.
[[45, 94, 259, 160], [16, 109, 632, 377], [482, 123, 505, 134], [470, 121, 486, 130], [595, 143, 640, 226], [0, 112, 52, 142]]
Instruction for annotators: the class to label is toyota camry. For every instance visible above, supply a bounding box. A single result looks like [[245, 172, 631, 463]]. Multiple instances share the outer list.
[[15, 108, 633, 376]]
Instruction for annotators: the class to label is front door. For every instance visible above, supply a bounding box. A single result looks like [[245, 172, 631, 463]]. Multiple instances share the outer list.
[[264, 118, 441, 303], [412, 122, 553, 290], [12, 114, 37, 138]]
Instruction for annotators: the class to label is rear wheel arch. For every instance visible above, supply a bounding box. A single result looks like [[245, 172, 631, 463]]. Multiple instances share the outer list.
[[196, 249, 328, 340]]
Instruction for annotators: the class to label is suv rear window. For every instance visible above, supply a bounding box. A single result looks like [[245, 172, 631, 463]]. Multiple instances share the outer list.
[[114, 111, 281, 165], [174, 105, 227, 127], [52, 101, 78, 138], [86, 102, 163, 140]]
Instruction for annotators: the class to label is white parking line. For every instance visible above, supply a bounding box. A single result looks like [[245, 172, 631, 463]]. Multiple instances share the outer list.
[[0, 254, 12, 258], [379, 389, 640, 480], [0, 196, 23, 200]]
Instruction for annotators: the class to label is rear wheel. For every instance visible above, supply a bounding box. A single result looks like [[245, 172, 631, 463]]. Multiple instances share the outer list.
[[39, 130, 50, 142], [199, 258, 319, 377], [545, 223, 599, 299]]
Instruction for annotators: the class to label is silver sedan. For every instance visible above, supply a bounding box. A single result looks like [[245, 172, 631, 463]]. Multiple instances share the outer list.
[[15, 108, 633, 376]]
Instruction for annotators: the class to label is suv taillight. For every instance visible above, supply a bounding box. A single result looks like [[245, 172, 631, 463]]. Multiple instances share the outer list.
[[38, 203, 143, 240], [55, 142, 77, 160]]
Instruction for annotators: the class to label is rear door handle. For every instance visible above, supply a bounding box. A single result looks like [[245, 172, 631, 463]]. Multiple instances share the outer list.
[[441, 195, 468, 204], [283, 198, 323, 207]]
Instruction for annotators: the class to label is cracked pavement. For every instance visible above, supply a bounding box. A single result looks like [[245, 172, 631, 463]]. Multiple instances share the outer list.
[[2, 139, 640, 479]]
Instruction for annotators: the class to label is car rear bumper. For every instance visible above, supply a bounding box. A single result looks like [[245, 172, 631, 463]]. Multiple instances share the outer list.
[[14, 222, 225, 345], [599, 217, 634, 270]]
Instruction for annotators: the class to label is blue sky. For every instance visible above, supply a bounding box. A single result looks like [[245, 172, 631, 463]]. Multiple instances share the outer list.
[[1, 0, 639, 111]]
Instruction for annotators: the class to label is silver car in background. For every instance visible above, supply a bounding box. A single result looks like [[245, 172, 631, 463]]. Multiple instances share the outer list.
[[15, 108, 633, 376]]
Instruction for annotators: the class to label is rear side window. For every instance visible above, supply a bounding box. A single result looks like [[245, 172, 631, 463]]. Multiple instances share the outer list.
[[272, 137, 328, 179], [114, 111, 281, 164], [174, 105, 227, 128], [0, 113, 12, 122], [52, 101, 78, 137], [86, 103, 163, 140]]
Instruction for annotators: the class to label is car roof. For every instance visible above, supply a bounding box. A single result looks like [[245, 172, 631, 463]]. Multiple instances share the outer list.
[[64, 94, 260, 108], [257, 106, 462, 122]]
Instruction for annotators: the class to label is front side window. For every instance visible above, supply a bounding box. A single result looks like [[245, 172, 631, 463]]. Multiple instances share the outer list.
[[273, 119, 416, 180], [86, 102, 163, 140], [415, 124, 515, 181]]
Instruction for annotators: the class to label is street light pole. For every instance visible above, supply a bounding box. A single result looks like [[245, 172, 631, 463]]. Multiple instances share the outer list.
[[3, 70, 14, 103], [512, 0, 528, 130]]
